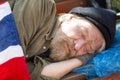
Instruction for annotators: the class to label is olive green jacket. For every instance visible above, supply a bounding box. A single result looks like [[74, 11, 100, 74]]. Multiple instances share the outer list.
[[9, 0, 59, 80]]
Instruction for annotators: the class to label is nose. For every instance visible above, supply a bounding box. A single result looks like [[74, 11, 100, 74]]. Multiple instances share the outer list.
[[74, 39, 85, 51]]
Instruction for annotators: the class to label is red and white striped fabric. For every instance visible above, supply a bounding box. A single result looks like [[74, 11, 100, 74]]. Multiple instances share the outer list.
[[0, 1, 30, 80]]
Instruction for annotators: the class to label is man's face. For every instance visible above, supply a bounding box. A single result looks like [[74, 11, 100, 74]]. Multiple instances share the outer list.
[[50, 14, 105, 61]]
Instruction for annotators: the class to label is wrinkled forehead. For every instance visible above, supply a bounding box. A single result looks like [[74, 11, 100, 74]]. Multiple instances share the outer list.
[[59, 13, 98, 39]]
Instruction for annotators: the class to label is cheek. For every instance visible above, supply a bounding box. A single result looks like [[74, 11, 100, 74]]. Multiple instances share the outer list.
[[51, 40, 69, 54], [61, 22, 82, 39]]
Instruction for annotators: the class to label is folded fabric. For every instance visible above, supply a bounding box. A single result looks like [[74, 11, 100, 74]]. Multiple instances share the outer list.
[[0, 2, 30, 80], [73, 24, 120, 80]]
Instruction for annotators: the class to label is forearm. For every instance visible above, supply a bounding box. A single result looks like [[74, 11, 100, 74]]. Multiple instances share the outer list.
[[41, 58, 83, 79]]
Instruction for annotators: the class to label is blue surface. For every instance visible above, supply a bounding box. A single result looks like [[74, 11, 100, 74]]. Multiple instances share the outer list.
[[73, 24, 120, 79]]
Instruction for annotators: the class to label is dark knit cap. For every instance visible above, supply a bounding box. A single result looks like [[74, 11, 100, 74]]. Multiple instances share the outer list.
[[69, 7, 117, 49]]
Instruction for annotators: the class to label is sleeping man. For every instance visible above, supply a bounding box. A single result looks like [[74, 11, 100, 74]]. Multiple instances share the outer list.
[[8, 0, 117, 80]]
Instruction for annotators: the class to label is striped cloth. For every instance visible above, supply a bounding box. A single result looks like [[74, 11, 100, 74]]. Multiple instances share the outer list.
[[0, 2, 30, 80]]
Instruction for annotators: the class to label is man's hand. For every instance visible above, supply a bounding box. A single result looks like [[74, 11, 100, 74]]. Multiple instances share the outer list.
[[41, 58, 83, 79]]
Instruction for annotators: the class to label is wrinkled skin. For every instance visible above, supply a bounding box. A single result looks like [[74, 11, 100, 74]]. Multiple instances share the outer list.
[[50, 14, 105, 61]]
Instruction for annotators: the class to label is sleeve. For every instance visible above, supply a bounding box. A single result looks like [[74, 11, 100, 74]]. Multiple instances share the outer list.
[[76, 53, 95, 65], [0, 2, 30, 80], [9, 0, 57, 79]]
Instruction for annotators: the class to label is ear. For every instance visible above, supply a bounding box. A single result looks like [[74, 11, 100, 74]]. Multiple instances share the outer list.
[[59, 14, 69, 23], [59, 13, 75, 23]]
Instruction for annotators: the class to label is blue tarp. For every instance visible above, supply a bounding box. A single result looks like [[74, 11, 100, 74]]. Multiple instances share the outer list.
[[73, 24, 120, 80]]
